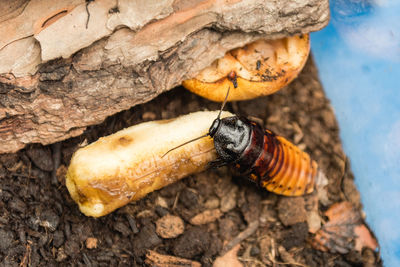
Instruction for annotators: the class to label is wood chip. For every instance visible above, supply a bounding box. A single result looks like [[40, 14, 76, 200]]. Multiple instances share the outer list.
[[277, 197, 307, 226], [145, 250, 201, 267], [155, 196, 169, 209], [203, 197, 220, 210], [190, 209, 222, 225], [220, 186, 238, 212], [213, 244, 243, 267], [155, 214, 184, 239], [315, 170, 330, 206], [85, 237, 98, 249], [304, 193, 322, 233]]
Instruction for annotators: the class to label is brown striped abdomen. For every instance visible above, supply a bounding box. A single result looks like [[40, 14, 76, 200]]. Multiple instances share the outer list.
[[240, 129, 318, 196]]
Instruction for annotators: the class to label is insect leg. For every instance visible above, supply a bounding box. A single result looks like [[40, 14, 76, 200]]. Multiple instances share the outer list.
[[207, 158, 228, 169]]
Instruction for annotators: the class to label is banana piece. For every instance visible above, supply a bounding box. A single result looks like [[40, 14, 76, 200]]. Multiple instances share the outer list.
[[66, 111, 232, 217]]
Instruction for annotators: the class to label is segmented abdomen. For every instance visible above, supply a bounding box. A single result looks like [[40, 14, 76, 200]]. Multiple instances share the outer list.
[[245, 129, 318, 196]]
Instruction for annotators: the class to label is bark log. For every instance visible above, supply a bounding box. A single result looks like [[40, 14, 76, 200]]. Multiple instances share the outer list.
[[0, 0, 329, 153]]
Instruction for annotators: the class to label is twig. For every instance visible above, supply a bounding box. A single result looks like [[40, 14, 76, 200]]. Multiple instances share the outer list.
[[221, 220, 259, 255], [172, 191, 180, 210], [19, 241, 32, 267], [82, 252, 92, 266], [277, 245, 308, 267], [269, 238, 276, 267]]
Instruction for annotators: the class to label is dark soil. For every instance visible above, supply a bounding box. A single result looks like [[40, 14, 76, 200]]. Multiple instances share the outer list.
[[0, 56, 381, 266]]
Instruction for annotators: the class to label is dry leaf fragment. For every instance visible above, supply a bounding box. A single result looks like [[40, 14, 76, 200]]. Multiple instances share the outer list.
[[354, 224, 378, 252], [312, 201, 377, 253]]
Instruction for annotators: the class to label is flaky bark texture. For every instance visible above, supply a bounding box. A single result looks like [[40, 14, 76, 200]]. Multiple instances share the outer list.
[[0, 0, 329, 153]]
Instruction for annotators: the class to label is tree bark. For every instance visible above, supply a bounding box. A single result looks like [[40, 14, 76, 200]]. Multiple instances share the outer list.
[[0, 0, 329, 153]]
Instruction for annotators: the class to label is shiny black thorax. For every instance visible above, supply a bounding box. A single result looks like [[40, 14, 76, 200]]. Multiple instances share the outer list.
[[208, 116, 264, 168]]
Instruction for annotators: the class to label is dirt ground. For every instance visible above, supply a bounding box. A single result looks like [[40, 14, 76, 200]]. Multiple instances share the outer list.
[[0, 56, 381, 266]]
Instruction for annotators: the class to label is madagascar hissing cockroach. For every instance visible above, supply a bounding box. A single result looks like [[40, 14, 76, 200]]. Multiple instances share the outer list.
[[165, 87, 318, 196]]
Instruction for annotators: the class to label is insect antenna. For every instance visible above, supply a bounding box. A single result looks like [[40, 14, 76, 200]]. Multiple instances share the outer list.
[[217, 86, 230, 120], [161, 133, 209, 158], [161, 86, 230, 158]]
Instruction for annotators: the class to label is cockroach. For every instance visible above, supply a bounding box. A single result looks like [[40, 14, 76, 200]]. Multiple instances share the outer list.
[[67, 88, 320, 217], [164, 87, 318, 196]]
